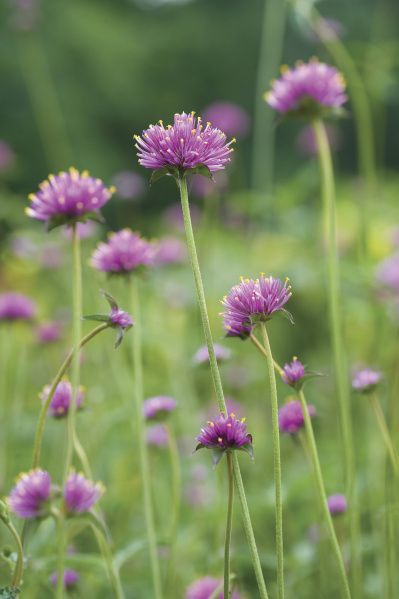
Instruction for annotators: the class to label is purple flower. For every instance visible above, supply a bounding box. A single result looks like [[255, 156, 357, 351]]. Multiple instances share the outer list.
[[90, 229, 154, 275], [109, 308, 134, 329], [278, 400, 316, 434], [296, 124, 341, 156], [193, 344, 231, 365], [0, 292, 36, 322], [352, 368, 382, 394], [153, 236, 186, 266], [63, 221, 98, 240], [202, 102, 250, 137], [221, 275, 292, 338], [112, 171, 145, 200], [281, 357, 305, 388], [186, 576, 240, 599], [376, 253, 399, 293], [40, 379, 84, 418], [49, 569, 80, 589], [0, 141, 15, 173], [64, 472, 103, 514], [196, 412, 253, 464], [265, 59, 347, 117], [143, 396, 177, 421], [191, 172, 227, 199], [8, 470, 51, 519], [327, 494, 347, 516], [135, 112, 234, 174], [26, 168, 114, 228], [36, 321, 62, 344], [146, 424, 169, 448]]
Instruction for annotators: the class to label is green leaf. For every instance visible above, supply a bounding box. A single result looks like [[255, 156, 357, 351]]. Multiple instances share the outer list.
[[0, 588, 20, 598], [187, 164, 214, 180], [211, 448, 225, 467], [46, 214, 68, 232], [280, 309, 295, 325], [194, 443, 205, 452], [100, 289, 118, 311], [82, 314, 109, 323], [240, 443, 254, 460], [150, 167, 172, 185]]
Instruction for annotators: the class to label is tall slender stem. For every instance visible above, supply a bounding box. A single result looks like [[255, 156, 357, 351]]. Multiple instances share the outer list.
[[89, 521, 125, 599], [129, 277, 163, 599], [259, 322, 284, 599], [165, 424, 181, 593], [178, 176, 269, 599], [0, 516, 24, 590], [224, 452, 234, 599], [298, 389, 352, 599], [312, 118, 360, 594], [369, 394, 399, 474], [55, 514, 66, 599]]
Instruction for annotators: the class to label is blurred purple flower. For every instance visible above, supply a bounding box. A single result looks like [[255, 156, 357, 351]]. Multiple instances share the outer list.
[[352, 368, 382, 394], [297, 124, 342, 156], [10, 0, 40, 30], [135, 112, 234, 174], [36, 321, 62, 344], [146, 424, 169, 448], [376, 253, 399, 293], [64, 472, 103, 514], [202, 102, 250, 138], [91, 229, 154, 275], [191, 172, 227, 199], [112, 171, 145, 200], [0, 141, 15, 173], [40, 379, 84, 418], [9, 235, 38, 260], [162, 202, 201, 232], [143, 396, 177, 421], [63, 221, 98, 240], [49, 569, 80, 589], [186, 576, 240, 598], [8, 469, 51, 519], [109, 308, 133, 329], [327, 493, 347, 515], [265, 59, 347, 116], [39, 243, 64, 269], [193, 343, 231, 365], [278, 400, 315, 434], [153, 236, 186, 266], [0, 292, 36, 322]]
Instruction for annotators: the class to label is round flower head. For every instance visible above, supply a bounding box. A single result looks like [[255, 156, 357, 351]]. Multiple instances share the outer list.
[[193, 343, 231, 365], [0, 292, 36, 322], [26, 168, 114, 230], [64, 472, 103, 514], [186, 576, 240, 599], [221, 275, 292, 338], [8, 469, 51, 519], [281, 357, 305, 388], [109, 308, 134, 329], [143, 396, 177, 421], [90, 229, 154, 275], [196, 412, 253, 465], [36, 321, 62, 344], [112, 171, 145, 200], [153, 237, 186, 266], [278, 400, 316, 435], [327, 494, 347, 516], [49, 569, 80, 589], [265, 59, 347, 118], [135, 111, 234, 176], [146, 424, 169, 448], [352, 368, 382, 394], [202, 102, 250, 137], [40, 379, 84, 418]]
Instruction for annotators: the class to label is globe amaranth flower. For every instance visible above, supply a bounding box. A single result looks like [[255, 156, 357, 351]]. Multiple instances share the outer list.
[[36, 321, 63, 344], [8, 469, 52, 519], [221, 275, 292, 339], [135, 111, 235, 178], [265, 59, 347, 118], [281, 357, 306, 388], [146, 424, 169, 448], [352, 368, 382, 394], [196, 412, 253, 465], [202, 101, 250, 138], [0, 292, 36, 322], [83, 290, 133, 348], [327, 494, 347, 516], [40, 379, 84, 418], [26, 167, 114, 230], [186, 576, 240, 599], [143, 396, 177, 421], [64, 472, 103, 514], [90, 229, 154, 275], [278, 400, 316, 435], [49, 569, 80, 590], [193, 343, 231, 365]]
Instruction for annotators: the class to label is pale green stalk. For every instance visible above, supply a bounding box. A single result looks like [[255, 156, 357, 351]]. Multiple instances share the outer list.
[[165, 424, 182, 593], [89, 520, 125, 599], [369, 394, 399, 475], [178, 175, 269, 599], [224, 451, 234, 599], [0, 506, 24, 590]]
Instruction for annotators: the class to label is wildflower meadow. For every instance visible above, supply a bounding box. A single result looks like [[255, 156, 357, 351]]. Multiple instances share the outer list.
[[1, 0, 399, 597]]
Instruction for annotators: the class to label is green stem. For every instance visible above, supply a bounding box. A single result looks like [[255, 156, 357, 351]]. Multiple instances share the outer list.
[[88, 520, 125, 599], [250, 333, 283, 375], [298, 389, 352, 599], [178, 176, 269, 599], [55, 514, 66, 599], [224, 452, 234, 599], [259, 322, 284, 599], [0, 516, 24, 589], [369, 394, 399, 475], [129, 277, 163, 599], [165, 424, 181, 593], [312, 118, 360, 593]]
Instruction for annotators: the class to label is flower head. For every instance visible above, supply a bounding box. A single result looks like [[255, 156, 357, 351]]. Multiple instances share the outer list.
[[90, 229, 153, 275], [143, 396, 177, 421], [109, 308, 133, 329], [83, 290, 133, 348], [26, 168, 114, 230], [196, 412, 253, 465], [64, 472, 103, 514], [8, 469, 51, 519], [221, 275, 292, 338], [49, 569, 80, 590], [202, 102, 250, 137], [278, 400, 316, 434], [186, 576, 240, 598], [0, 292, 36, 322], [352, 368, 382, 394], [153, 236, 186, 266], [193, 344, 231, 365], [40, 379, 84, 418], [36, 321, 63, 344], [281, 357, 305, 388], [265, 59, 347, 118], [135, 112, 234, 177], [146, 424, 169, 448], [327, 494, 347, 516]]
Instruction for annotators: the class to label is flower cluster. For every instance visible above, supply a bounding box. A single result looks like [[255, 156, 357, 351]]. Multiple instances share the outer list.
[[135, 112, 234, 176], [40, 379, 85, 418], [196, 412, 253, 465], [91, 229, 154, 275], [0, 292, 36, 322], [265, 59, 347, 118], [221, 275, 292, 338], [278, 400, 316, 435], [143, 396, 177, 421]]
